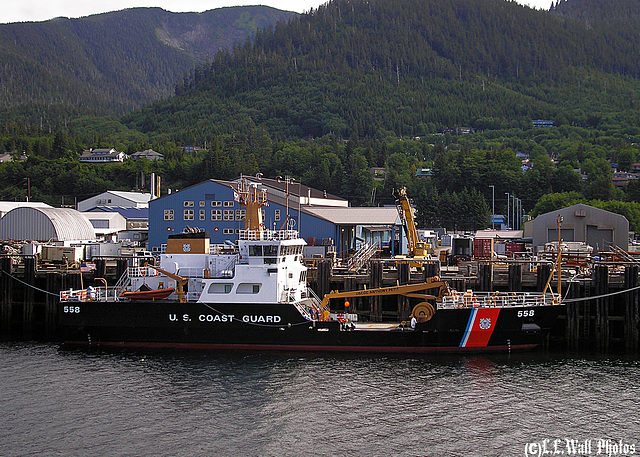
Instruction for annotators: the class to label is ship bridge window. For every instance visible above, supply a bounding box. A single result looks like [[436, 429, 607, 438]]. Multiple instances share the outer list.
[[248, 245, 278, 264], [208, 283, 233, 294], [264, 245, 278, 264], [237, 283, 261, 294], [264, 245, 278, 256]]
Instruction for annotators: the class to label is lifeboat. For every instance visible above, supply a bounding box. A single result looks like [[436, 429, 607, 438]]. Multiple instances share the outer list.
[[121, 287, 175, 301]]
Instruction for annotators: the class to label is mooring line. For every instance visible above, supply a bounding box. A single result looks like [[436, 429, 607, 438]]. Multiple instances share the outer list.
[[562, 283, 640, 303], [0, 268, 60, 297]]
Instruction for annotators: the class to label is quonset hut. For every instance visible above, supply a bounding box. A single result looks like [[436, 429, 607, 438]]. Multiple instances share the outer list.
[[0, 207, 95, 242]]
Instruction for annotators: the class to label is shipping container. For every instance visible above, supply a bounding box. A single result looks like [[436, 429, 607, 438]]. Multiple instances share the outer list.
[[473, 238, 494, 259], [505, 242, 525, 257]]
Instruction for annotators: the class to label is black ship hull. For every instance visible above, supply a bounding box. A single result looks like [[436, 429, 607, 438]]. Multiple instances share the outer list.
[[59, 300, 564, 354]]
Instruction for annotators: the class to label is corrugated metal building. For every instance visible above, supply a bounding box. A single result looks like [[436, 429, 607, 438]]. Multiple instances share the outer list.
[[0, 207, 96, 242], [525, 204, 629, 252], [0, 201, 52, 218]]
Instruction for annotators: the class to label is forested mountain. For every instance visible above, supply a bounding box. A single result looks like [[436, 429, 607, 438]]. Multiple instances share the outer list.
[[0, 7, 296, 124], [5, 0, 640, 232], [122, 0, 640, 143]]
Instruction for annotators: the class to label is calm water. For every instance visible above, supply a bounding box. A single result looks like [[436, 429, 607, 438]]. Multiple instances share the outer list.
[[1, 343, 638, 457]]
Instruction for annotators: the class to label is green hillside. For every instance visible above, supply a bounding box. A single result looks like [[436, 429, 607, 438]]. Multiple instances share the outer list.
[[4, 0, 640, 231], [123, 0, 640, 144], [0, 7, 296, 124]]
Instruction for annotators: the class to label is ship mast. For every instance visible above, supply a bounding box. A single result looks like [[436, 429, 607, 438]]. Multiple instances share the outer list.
[[235, 179, 268, 237], [542, 214, 563, 302]]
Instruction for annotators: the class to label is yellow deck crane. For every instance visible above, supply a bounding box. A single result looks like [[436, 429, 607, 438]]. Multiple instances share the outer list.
[[319, 277, 449, 322], [144, 263, 189, 303]]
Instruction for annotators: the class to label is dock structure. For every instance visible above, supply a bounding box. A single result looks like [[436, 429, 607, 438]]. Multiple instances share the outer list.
[[1, 255, 639, 353]]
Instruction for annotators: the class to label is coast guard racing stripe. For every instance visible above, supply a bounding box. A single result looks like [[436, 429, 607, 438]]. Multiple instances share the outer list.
[[459, 308, 501, 347]]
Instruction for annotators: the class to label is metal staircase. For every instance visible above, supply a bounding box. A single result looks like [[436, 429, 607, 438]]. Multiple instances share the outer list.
[[610, 245, 640, 265], [346, 242, 379, 272], [112, 270, 131, 300]]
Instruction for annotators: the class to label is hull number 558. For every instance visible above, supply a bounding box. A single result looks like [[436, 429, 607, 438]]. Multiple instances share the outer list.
[[63, 306, 80, 313], [517, 310, 534, 317]]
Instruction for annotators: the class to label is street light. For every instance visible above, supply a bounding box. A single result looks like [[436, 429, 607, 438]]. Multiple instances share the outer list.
[[505, 192, 510, 229], [489, 185, 495, 230]]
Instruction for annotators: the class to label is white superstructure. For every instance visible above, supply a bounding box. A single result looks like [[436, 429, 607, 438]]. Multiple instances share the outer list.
[[128, 228, 309, 306]]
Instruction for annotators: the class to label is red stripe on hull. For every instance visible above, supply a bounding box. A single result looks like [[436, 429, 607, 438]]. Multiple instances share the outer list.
[[64, 340, 539, 353]]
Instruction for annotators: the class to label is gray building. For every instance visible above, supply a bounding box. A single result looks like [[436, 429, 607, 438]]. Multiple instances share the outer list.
[[0, 207, 95, 242], [525, 204, 629, 252]]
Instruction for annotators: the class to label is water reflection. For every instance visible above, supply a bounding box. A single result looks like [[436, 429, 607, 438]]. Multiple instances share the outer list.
[[1, 344, 638, 457]]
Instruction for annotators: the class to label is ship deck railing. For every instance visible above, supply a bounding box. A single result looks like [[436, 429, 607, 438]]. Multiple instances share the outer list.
[[127, 266, 160, 278], [239, 229, 299, 241], [439, 291, 559, 309], [60, 286, 113, 302]]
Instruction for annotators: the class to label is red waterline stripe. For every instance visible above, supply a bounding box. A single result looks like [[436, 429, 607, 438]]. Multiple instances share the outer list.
[[64, 341, 538, 353]]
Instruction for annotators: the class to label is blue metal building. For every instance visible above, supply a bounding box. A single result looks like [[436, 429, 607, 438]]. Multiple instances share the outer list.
[[148, 178, 400, 256]]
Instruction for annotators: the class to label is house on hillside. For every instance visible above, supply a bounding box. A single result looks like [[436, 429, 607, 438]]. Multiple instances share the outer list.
[[79, 148, 127, 163], [532, 119, 555, 128], [130, 149, 164, 161], [612, 171, 638, 188]]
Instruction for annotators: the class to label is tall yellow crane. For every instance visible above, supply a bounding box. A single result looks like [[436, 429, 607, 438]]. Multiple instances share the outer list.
[[394, 187, 430, 261]]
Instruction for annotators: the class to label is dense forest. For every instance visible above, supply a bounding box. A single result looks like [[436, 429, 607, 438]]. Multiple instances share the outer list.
[[0, 7, 295, 124], [124, 0, 640, 142], [3, 0, 640, 233]]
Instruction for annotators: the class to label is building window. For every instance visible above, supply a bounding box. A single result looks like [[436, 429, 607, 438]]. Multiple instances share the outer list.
[[211, 201, 222, 207], [164, 209, 174, 221], [235, 209, 246, 220], [184, 201, 194, 207], [199, 210, 205, 220], [183, 209, 194, 220], [223, 201, 234, 207], [199, 201, 205, 207], [275, 210, 281, 221], [223, 210, 234, 221], [223, 228, 234, 235], [211, 209, 222, 221]]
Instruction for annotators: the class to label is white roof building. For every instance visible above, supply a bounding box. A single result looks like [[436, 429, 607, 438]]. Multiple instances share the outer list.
[[77, 191, 152, 212], [79, 148, 127, 163], [83, 211, 127, 237]]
